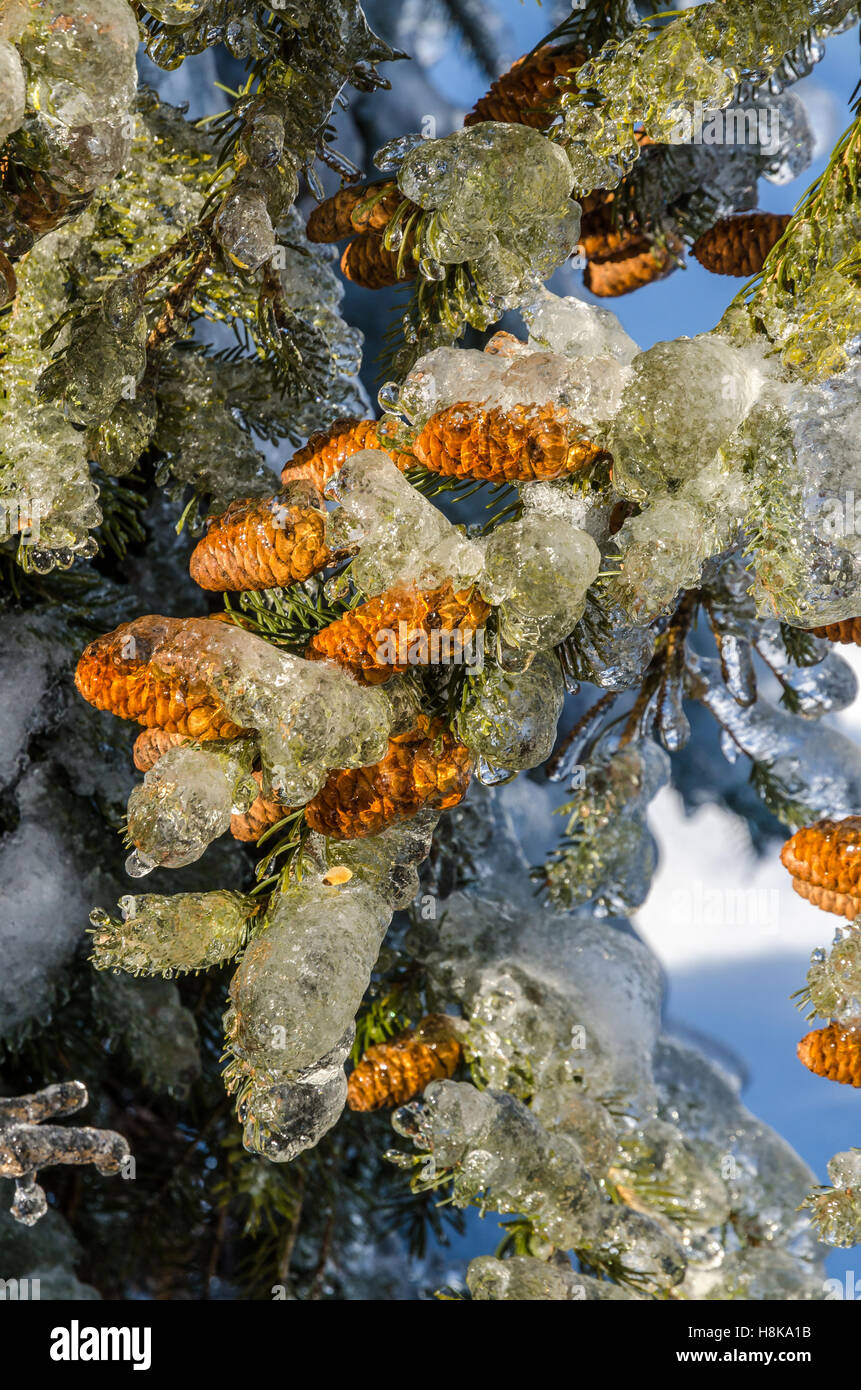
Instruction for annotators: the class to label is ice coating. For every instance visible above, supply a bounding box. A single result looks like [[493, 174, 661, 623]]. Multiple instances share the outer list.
[[0, 38, 26, 143], [688, 653, 861, 826], [225, 878, 392, 1077], [467, 1255, 638, 1301], [325, 449, 484, 596], [457, 649, 565, 777], [419, 884, 664, 1109], [739, 366, 861, 625], [89, 891, 254, 977], [237, 1027, 354, 1163], [392, 123, 581, 306], [610, 334, 767, 500], [802, 921, 861, 1025], [544, 740, 669, 915], [395, 296, 634, 432], [482, 514, 601, 650], [125, 742, 257, 875], [146, 618, 392, 804], [16, 0, 139, 195]]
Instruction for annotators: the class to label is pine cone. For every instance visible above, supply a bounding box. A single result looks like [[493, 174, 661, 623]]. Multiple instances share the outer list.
[[280, 418, 413, 494], [413, 401, 607, 482], [340, 229, 416, 289], [132, 727, 191, 772], [347, 1015, 463, 1110], [189, 496, 332, 592], [305, 581, 491, 684], [465, 46, 585, 128], [798, 1023, 861, 1086], [6, 169, 91, 248], [483, 330, 524, 357], [584, 238, 678, 298], [75, 616, 244, 739], [304, 717, 471, 839], [692, 213, 791, 277], [809, 618, 861, 646], [306, 181, 401, 242], [780, 817, 861, 921], [230, 770, 289, 842]]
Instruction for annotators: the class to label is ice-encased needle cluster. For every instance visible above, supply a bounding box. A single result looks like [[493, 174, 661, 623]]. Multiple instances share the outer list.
[[223, 813, 440, 1160], [89, 891, 256, 977], [380, 123, 581, 308]]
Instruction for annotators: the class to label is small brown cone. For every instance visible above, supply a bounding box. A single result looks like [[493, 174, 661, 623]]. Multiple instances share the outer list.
[[692, 213, 791, 277], [305, 718, 471, 840], [305, 580, 491, 684], [584, 238, 679, 298], [75, 616, 245, 740], [189, 495, 332, 592], [780, 816, 861, 921], [798, 1023, 861, 1086], [306, 182, 401, 242], [347, 1015, 463, 1110], [809, 618, 861, 647], [340, 229, 416, 289], [280, 418, 414, 494], [133, 727, 191, 772], [230, 771, 289, 842], [412, 401, 607, 482], [465, 47, 585, 128]]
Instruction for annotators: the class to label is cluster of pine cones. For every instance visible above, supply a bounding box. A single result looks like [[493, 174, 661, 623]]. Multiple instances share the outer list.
[[305, 44, 792, 298]]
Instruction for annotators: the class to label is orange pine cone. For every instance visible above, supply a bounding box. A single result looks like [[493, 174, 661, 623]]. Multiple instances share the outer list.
[[280, 418, 414, 494], [305, 181, 402, 242], [584, 238, 678, 297], [780, 817, 861, 921], [798, 1023, 861, 1086], [692, 213, 791, 277], [340, 229, 416, 289], [230, 770, 289, 842], [189, 495, 332, 592], [75, 616, 244, 740], [132, 727, 191, 772], [465, 46, 585, 128], [413, 401, 607, 482], [347, 1015, 463, 1110], [305, 581, 491, 684], [305, 718, 471, 840], [809, 618, 861, 646]]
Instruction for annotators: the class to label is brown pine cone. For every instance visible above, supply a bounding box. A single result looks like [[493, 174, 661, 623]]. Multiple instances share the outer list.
[[306, 181, 402, 242], [6, 169, 91, 250], [280, 418, 413, 494], [0, 248, 16, 307], [230, 770, 290, 842], [305, 717, 471, 839], [483, 330, 524, 357], [132, 727, 191, 772], [75, 616, 244, 740], [798, 1023, 861, 1086], [465, 46, 585, 128], [584, 237, 679, 298], [340, 228, 416, 290], [809, 618, 861, 646], [780, 817, 861, 921], [413, 401, 607, 482], [305, 581, 491, 684], [347, 1015, 463, 1110], [692, 213, 791, 277], [189, 495, 332, 592]]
